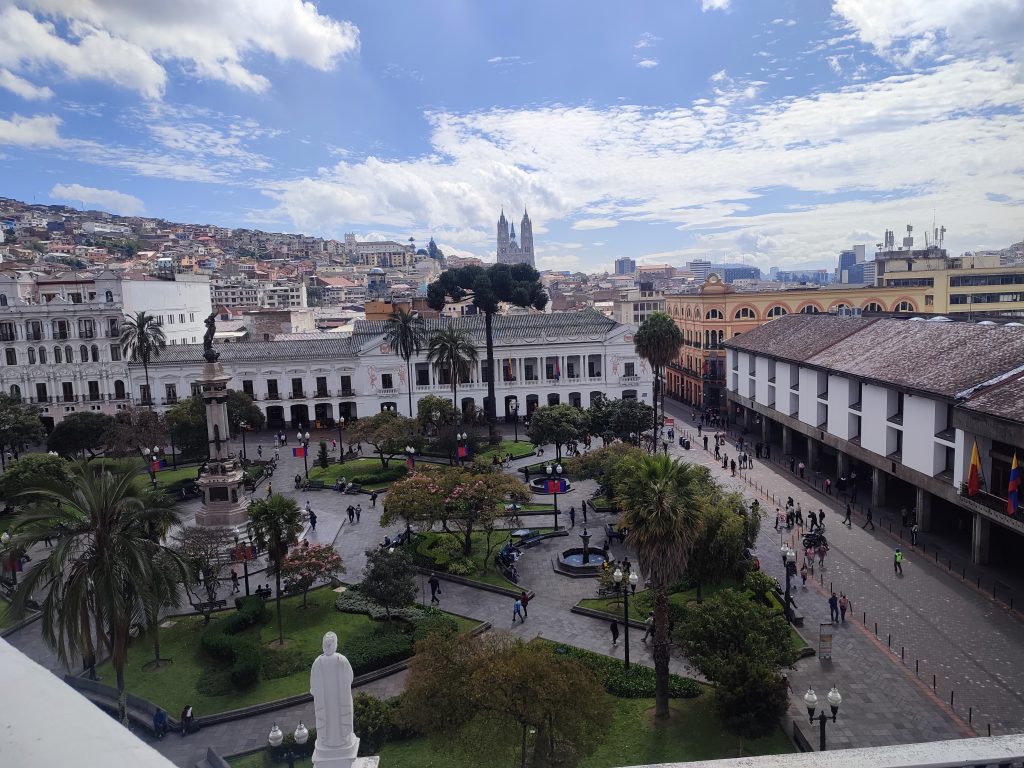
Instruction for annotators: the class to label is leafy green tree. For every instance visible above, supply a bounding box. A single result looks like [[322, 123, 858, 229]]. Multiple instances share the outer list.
[[614, 453, 704, 719], [164, 397, 207, 458], [426, 324, 478, 412], [0, 453, 72, 507], [120, 311, 167, 409], [317, 441, 330, 469], [349, 411, 423, 468], [227, 390, 265, 433], [427, 263, 547, 443], [687, 503, 747, 602], [400, 631, 608, 766], [143, 550, 186, 668], [714, 659, 790, 748], [46, 412, 114, 457], [415, 395, 481, 464], [634, 312, 683, 451], [361, 547, 416, 621], [280, 543, 345, 608], [526, 403, 590, 460], [588, 396, 655, 446], [102, 408, 168, 458], [173, 525, 236, 624], [565, 443, 644, 499], [5, 461, 187, 724], [416, 394, 458, 432], [383, 307, 427, 417], [0, 393, 45, 469], [248, 495, 305, 646]]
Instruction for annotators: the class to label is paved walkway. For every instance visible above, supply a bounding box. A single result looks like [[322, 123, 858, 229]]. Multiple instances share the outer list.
[[663, 400, 1024, 747]]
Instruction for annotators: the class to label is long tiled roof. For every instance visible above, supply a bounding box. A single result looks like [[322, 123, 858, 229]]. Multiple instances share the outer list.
[[145, 337, 356, 366], [353, 307, 619, 346], [960, 374, 1024, 423], [725, 315, 1024, 398]]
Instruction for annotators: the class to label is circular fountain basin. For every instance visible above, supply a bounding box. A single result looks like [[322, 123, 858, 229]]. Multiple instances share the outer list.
[[529, 477, 573, 494], [555, 547, 608, 576]]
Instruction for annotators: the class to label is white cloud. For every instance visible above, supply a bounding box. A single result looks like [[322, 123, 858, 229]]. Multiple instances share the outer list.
[[635, 33, 661, 49], [636, 58, 659, 69], [0, 68, 53, 100], [833, 0, 1024, 63], [0, 1, 359, 98], [260, 57, 1024, 266], [0, 113, 63, 146], [701, 0, 731, 11], [488, 56, 521, 64], [710, 69, 728, 83], [51, 183, 145, 215], [572, 219, 619, 231]]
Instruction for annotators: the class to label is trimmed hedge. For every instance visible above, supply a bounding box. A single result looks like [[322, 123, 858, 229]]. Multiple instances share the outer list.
[[199, 596, 267, 688], [335, 590, 459, 639], [542, 641, 702, 699], [346, 466, 406, 486], [344, 629, 414, 676]]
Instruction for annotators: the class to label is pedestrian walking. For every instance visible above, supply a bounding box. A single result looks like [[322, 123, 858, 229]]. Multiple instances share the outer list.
[[428, 573, 441, 605], [43, 533, 52, 547], [513, 598, 524, 624], [582, 502, 588, 524], [730, 459, 736, 476], [305, 500, 313, 519], [266, 482, 273, 499], [355, 504, 362, 522], [610, 620, 620, 646], [828, 592, 839, 623], [843, 504, 852, 527], [862, 507, 875, 530], [274, 447, 280, 461], [894, 547, 904, 575], [800, 563, 808, 586], [789, 456, 796, 473], [257, 445, 263, 459], [911, 523, 919, 545], [714, 444, 721, 460], [347, 505, 355, 523], [824, 478, 831, 495], [308, 509, 317, 532], [839, 593, 850, 623], [642, 611, 654, 642], [519, 591, 530, 618], [370, 491, 378, 507], [569, 506, 576, 527], [798, 461, 806, 479], [818, 509, 825, 530], [774, 508, 782, 530], [816, 543, 827, 567], [230, 569, 240, 594]]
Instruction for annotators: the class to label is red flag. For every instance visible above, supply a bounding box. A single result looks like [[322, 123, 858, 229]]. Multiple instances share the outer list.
[[293, 446, 305, 458], [967, 440, 983, 497]]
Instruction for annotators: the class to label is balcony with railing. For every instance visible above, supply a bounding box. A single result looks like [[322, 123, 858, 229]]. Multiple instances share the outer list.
[[338, 389, 355, 398], [378, 387, 398, 396], [162, 397, 178, 405], [264, 393, 281, 400], [314, 388, 330, 398], [291, 390, 306, 399]]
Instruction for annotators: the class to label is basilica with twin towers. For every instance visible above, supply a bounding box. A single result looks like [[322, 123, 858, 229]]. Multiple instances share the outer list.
[[496, 208, 535, 267]]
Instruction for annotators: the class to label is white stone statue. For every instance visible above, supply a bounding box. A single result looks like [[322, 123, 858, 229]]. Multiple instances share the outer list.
[[311, 631, 360, 766]]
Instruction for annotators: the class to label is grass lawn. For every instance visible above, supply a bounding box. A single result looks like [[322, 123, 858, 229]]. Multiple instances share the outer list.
[[307, 459, 397, 482], [589, 495, 617, 512], [153, 465, 200, 492], [415, 529, 553, 589], [230, 693, 791, 768], [478, 440, 535, 460], [0, 598, 15, 629], [96, 588, 477, 716]]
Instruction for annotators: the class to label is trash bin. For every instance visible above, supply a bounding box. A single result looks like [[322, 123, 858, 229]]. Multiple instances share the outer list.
[[683, 439, 691, 450]]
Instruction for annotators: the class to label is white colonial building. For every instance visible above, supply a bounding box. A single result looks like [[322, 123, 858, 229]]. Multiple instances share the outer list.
[[138, 308, 652, 430], [724, 314, 1024, 567], [0, 270, 211, 428]]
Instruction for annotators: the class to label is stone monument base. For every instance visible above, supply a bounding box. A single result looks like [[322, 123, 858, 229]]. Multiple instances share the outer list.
[[194, 466, 249, 528], [313, 734, 361, 768]]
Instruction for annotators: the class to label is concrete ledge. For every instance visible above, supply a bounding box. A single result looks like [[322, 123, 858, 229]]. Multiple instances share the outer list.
[[415, 566, 535, 598], [570, 604, 646, 630]]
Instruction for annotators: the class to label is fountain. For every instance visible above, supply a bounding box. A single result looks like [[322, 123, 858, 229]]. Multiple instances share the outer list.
[[553, 528, 608, 576]]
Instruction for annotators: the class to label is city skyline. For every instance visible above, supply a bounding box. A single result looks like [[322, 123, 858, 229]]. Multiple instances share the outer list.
[[0, 1, 1022, 272]]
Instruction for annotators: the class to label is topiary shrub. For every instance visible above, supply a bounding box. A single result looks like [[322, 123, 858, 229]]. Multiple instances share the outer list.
[[543, 642, 702, 699], [199, 596, 266, 689], [354, 693, 396, 755], [343, 629, 414, 676]]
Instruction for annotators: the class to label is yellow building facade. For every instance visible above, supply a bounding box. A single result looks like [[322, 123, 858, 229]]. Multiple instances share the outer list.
[[877, 255, 1024, 316], [664, 274, 929, 413]]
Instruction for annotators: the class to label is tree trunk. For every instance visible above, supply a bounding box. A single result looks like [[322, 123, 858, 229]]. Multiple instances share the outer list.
[[484, 312, 499, 445], [462, 521, 474, 556], [696, 581, 703, 604], [116, 663, 128, 726], [651, 367, 660, 454], [143, 360, 152, 411], [406, 358, 414, 417], [152, 621, 161, 665], [652, 584, 671, 718], [274, 563, 284, 646]]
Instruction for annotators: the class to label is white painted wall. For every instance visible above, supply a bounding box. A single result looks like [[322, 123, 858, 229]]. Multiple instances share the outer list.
[[121, 276, 211, 345]]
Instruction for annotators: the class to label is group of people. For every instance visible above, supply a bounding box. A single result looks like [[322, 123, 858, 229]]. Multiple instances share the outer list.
[[151, 705, 196, 739]]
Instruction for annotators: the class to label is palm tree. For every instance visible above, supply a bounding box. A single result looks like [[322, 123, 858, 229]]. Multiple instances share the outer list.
[[427, 324, 479, 413], [4, 461, 187, 725], [383, 307, 427, 417], [614, 453, 704, 719], [120, 311, 167, 410], [247, 494, 304, 647], [634, 312, 684, 452]]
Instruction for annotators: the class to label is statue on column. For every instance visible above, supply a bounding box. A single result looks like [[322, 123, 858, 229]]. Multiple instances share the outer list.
[[310, 631, 360, 765], [203, 312, 220, 363]]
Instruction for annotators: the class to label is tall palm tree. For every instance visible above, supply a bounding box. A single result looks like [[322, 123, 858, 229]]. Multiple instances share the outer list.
[[614, 453, 704, 719], [4, 461, 187, 725], [120, 311, 167, 410], [634, 312, 684, 452], [247, 494, 304, 647], [383, 307, 427, 417], [427, 324, 479, 413]]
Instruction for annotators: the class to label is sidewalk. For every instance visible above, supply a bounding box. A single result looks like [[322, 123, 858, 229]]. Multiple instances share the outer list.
[[664, 400, 1024, 742]]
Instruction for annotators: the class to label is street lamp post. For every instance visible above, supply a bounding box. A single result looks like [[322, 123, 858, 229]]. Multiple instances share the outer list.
[[337, 417, 345, 464], [0, 531, 16, 587], [613, 566, 640, 669], [142, 445, 161, 489], [783, 546, 797, 624], [511, 400, 519, 443], [457, 431, 468, 465], [297, 431, 311, 478], [268, 721, 309, 768], [804, 686, 842, 751], [239, 421, 248, 460], [405, 444, 416, 471], [545, 463, 564, 529]]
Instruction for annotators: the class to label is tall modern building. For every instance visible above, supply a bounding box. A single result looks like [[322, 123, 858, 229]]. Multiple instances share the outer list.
[[496, 209, 535, 267], [614, 257, 636, 275]]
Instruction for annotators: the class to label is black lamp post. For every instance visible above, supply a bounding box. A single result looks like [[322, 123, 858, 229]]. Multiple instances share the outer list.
[[545, 463, 563, 529], [804, 686, 842, 751], [239, 421, 248, 460], [511, 400, 519, 442], [405, 444, 417, 471], [337, 416, 345, 463], [1, 531, 17, 587], [234, 529, 255, 596], [613, 565, 639, 669], [457, 431, 468, 464], [297, 430, 311, 478], [268, 721, 309, 768], [142, 445, 161, 489]]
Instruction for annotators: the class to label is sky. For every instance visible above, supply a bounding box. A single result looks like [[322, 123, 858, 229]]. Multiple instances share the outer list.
[[1, 0, 1023, 274]]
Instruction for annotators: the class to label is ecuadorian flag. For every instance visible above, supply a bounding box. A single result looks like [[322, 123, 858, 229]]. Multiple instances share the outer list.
[[967, 440, 983, 496], [1008, 454, 1020, 517]]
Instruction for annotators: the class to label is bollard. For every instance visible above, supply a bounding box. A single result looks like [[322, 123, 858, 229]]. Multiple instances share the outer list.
[[932, 674, 936, 691], [901, 646, 905, 661], [934, 550, 938, 562], [988, 724, 991, 737], [863, 611, 866, 624], [874, 622, 878, 636], [969, 707, 972, 724], [887, 634, 891, 648], [830, 581, 833, 593], [915, 659, 919, 675], [820, 572, 823, 585], [950, 691, 954, 708]]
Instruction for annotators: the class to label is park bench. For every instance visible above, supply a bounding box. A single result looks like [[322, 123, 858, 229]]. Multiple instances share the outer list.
[[303, 479, 326, 491], [68, 676, 178, 735], [195, 599, 227, 613], [596, 584, 618, 597]]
